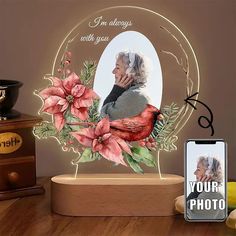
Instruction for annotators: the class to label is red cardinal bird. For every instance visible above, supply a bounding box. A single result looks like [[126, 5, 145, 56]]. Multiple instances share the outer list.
[[110, 104, 163, 142]]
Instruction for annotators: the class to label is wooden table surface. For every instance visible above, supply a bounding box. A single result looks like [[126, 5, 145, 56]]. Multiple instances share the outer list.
[[0, 177, 235, 236]]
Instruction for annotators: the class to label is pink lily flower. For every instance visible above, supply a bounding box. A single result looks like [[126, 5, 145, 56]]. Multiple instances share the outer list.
[[71, 117, 132, 166], [39, 72, 99, 131]]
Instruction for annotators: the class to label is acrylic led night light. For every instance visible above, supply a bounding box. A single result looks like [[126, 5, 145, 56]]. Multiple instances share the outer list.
[[33, 6, 200, 178]]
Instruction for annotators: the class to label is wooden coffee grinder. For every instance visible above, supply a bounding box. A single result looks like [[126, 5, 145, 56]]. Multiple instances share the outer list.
[[0, 80, 44, 200]]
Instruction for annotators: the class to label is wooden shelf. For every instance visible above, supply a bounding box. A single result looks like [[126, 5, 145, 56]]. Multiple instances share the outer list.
[[0, 177, 232, 235]]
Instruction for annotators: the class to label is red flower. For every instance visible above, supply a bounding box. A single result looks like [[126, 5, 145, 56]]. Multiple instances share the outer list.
[[39, 72, 99, 131], [71, 117, 132, 166]]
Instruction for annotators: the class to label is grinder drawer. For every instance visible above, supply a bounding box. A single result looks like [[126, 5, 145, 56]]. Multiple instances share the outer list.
[[0, 156, 36, 191]]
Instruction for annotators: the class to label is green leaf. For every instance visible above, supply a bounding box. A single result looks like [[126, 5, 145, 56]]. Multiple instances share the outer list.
[[92, 151, 102, 160], [72, 148, 99, 164], [131, 147, 156, 168], [80, 61, 97, 86], [33, 121, 57, 139], [124, 153, 143, 173], [57, 125, 72, 144], [88, 99, 101, 123], [151, 102, 180, 153]]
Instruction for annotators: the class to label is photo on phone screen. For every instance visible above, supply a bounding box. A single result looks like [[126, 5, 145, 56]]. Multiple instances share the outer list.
[[185, 139, 227, 222]]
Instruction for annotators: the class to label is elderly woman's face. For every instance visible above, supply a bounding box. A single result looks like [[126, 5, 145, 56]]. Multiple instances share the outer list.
[[194, 162, 206, 181], [112, 58, 126, 80]]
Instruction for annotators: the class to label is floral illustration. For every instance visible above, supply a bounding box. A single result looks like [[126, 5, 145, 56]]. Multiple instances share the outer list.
[[71, 117, 132, 166], [34, 46, 185, 177], [39, 72, 98, 131]]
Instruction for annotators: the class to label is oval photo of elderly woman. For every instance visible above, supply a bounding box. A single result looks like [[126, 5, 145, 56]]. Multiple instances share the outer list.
[[93, 31, 163, 121]]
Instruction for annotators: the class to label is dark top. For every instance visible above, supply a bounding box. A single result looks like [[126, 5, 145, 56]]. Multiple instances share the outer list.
[[102, 85, 126, 106]]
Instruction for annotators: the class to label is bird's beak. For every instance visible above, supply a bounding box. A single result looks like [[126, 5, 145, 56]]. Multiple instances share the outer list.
[[158, 114, 164, 120]]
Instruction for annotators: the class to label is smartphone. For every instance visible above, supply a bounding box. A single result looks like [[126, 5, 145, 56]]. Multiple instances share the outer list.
[[184, 139, 227, 222]]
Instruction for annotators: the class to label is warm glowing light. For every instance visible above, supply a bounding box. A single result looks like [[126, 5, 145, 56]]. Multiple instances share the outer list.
[[52, 6, 200, 137], [35, 6, 200, 179]]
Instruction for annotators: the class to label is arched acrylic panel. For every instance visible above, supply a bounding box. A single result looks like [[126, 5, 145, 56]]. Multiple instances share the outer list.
[[34, 6, 200, 176]]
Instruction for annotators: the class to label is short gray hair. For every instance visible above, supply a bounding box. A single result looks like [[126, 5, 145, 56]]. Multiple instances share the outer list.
[[117, 51, 149, 84], [198, 156, 223, 184]]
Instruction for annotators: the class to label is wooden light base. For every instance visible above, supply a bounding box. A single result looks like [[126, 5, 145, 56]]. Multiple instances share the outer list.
[[51, 173, 184, 216]]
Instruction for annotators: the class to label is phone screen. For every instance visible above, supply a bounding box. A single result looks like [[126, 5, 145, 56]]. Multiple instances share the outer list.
[[185, 140, 227, 221]]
